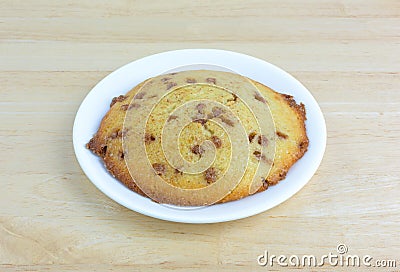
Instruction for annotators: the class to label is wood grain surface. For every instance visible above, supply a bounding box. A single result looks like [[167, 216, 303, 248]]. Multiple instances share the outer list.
[[1, 1, 399, 271]]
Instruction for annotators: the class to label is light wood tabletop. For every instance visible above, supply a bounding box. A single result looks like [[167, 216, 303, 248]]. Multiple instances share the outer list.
[[1, 1, 399, 271]]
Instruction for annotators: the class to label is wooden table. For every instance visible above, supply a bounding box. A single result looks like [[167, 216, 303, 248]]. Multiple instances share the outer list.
[[1, 1, 399, 271]]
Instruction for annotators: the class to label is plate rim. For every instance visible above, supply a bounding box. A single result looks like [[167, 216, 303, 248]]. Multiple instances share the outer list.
[[73, 49, 326, 224]]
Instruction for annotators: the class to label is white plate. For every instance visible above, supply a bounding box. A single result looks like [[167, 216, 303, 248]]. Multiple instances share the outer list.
[[73, 49, 326, 223]]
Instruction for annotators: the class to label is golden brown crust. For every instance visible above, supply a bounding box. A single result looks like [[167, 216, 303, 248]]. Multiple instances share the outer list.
[[87, 73, 308, 204], [86, 82, 147, 196], [250, 80, 309, 188]]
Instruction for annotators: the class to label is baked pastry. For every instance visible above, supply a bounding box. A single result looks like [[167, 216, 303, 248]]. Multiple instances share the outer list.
[[87, 70, 308, 205]]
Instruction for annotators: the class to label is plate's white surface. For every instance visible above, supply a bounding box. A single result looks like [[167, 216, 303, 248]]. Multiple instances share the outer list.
[[73, 49, 326, 223]]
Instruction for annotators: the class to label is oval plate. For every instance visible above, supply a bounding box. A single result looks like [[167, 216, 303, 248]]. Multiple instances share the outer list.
[[73, 49, 326, 223]]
